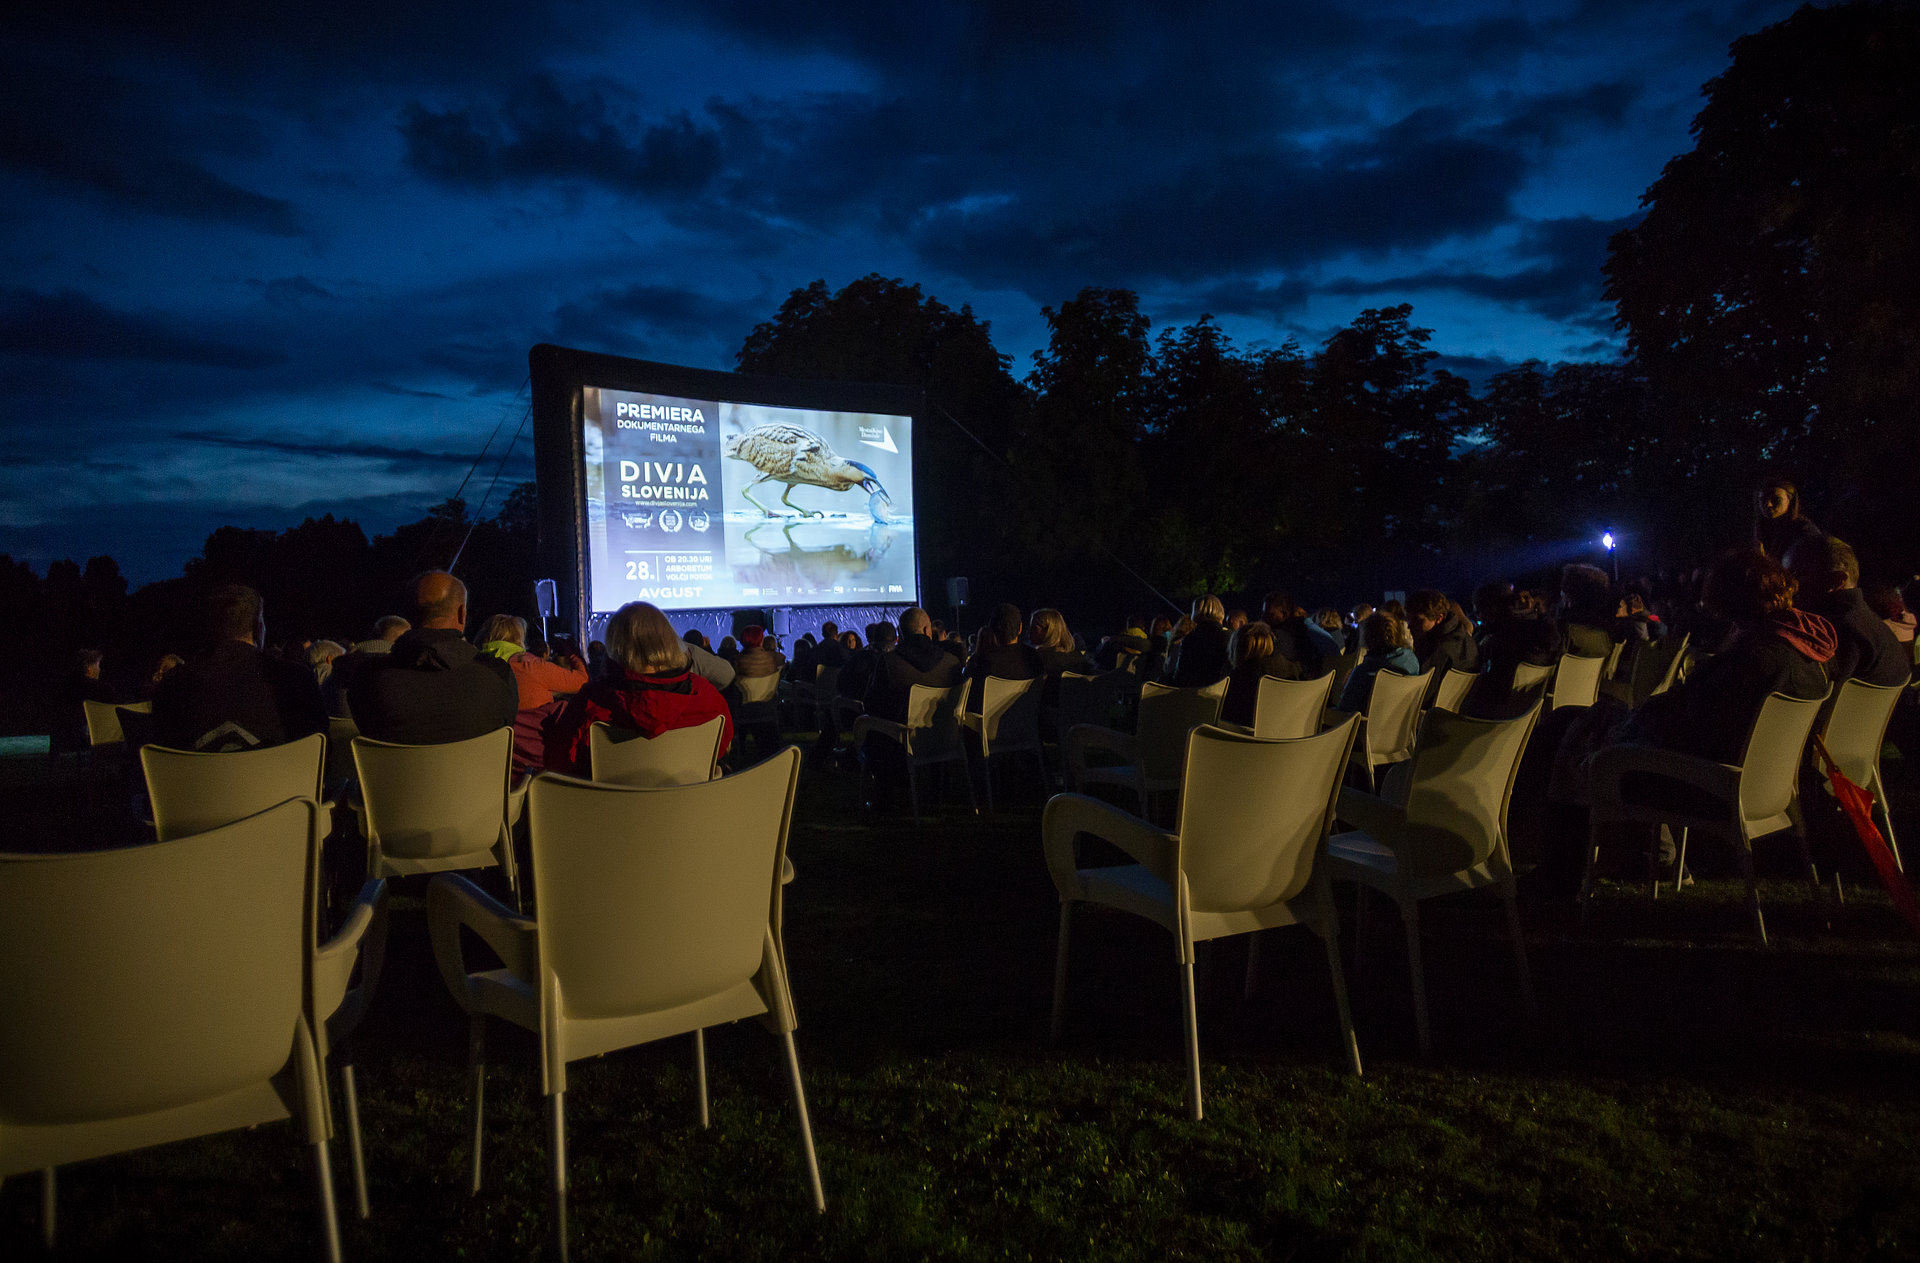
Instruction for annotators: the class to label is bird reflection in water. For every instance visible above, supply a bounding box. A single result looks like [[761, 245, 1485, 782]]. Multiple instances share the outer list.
[[735, 519, 897, 591]]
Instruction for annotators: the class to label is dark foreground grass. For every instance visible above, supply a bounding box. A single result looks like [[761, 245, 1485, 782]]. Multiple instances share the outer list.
[[3, 745, 1919, 1260]]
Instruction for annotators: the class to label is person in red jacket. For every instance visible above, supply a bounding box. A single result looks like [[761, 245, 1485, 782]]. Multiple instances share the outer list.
[[545, 601, 733, 777]]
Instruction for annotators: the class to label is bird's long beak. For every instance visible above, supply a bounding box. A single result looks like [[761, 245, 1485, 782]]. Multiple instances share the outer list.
[[861, 477, 886, 496]]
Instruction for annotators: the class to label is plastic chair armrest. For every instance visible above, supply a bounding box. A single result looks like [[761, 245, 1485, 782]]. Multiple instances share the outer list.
[[427, 873, 538, 1010], [1042, 791, 1178, 892], [314, 878, 389, 1034], [850, 715, 907, 746], [1066, 723, 1138, 785], [1588, 744, 1740, 817]]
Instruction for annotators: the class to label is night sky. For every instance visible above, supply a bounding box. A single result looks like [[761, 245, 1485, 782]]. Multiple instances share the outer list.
[[1, 1, 1803, 583]]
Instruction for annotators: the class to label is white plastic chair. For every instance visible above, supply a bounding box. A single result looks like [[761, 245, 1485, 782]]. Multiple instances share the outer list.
[[141, 732, 327, 842], [813, 665, 842, 732], [1066, 680, 1226, 822], [325, 715, 360, 791], [1325, 705, 1542, 1056], [734, 671, 783, 745], [352, 726, 522, 909], [961, 675, 1047, 811], [1335, 669, 1431, 792], [1818, 679, 1904, 870], [1430, 668, 1478, 714], [1600, 634, 1691, 710], [1044, 718, 1364, 1119], [588, 716, 725, 786], [0, 798, 379, 1260], [82, 698, 143, 749], [1323, 651, 1362, 728], [1549, 652, 1608, 710], [1251, 673, 1335, 739], [850, 681, 975, 822], [1051, 670, 1131, 746], [1511, 660, 1554, 695], [1584, 690, 1827, 944], [426, 747, 822, 1261]]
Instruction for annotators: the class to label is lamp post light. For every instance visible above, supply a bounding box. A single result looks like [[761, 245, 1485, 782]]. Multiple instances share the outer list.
[[1602, 531, 1618, 582]]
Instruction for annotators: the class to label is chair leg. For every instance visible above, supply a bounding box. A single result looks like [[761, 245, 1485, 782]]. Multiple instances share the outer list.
[[1674, 827, 1690, 894], [1179, 960, 1203, 1121], [1646, 825, 1661, 905], [1876, 784, 1902, 871], [1351, 885, 1369, 979], [1050, 901, 1074, 1045], [983, 751, 997, 816], [1579, 817, 1603, 923], [961, 755, 978, 816], [1401, 900, 1431, 1058], [1319, 923, 1363, 1078], [341, 1061, 371, 1218], [42, 1167, 55, 1251], [468, 1015, 486, 1194], [780, 1030, 827, 1212], [1243, 932, 1262, 1001], [1502, 884, 1539, 1019], [313, 1140, 343, 1263], [1736, 840, 1768, 946], [693, 1029, 710, 1129], [906, 762, 921, 826], [549, 1092, 569, 1263], [1793, 818, 1828, 921]]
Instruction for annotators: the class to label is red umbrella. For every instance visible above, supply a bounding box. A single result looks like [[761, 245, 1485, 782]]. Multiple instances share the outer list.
[[1812, 733, 1920, 937]]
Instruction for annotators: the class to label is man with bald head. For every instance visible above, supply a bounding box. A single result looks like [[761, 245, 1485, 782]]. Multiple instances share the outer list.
[[866, 606, 960, 723], [348, 570, 518, 744]]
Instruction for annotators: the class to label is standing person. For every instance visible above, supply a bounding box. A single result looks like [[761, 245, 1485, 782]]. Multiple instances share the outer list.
[[1754, 476, 1822, 561], [545, 601, 733, 777], [348, 571, 518, 745], [153, 585, 327, 752]]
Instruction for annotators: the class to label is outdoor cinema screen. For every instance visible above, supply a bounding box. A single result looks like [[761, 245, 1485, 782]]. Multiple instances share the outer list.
[[530, 345, 922, 621]]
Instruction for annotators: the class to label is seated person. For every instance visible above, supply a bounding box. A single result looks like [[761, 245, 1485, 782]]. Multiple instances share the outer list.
[[1408, 588, 1479, 677], [348, 571, 518, 746], [1260, 590, 1323, 679], [154, 584, 327, 752], [964, 603, 1044, 711], [1336, 613, 1418, 714], [1784, 536, 1909, 693], [1864, 584, 1916, 646], [865, 607, 962, 722], [1029, 608, 1093, 704], [545, 601, 733, 777], [1091, 615, 1151, 672], [733, 624, 786, 680], [1474, 583, 1559, 716], [837, 622, 890, 706], [1221, 622, 1278, 727], [1166, 595, 1232, 687], [1559, 564, 1618, 659], [323, 614, 409, 718]]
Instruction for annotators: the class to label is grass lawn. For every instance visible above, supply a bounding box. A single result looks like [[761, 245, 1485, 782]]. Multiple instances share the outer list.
[[3, 737, 1918, 1260]]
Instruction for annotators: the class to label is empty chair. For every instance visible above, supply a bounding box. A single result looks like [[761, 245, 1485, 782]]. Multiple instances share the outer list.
[[1338, 669, 1431, 792], [1251, 673, 1335, 740], [1430, 668, 1478, 714], [0, 798, 379, 1261], [1817, 679, 1904, 870], [1066, 680, 1226, 823], [588, 716, 725, 787], [733, 671, 783, 751], [141, 731, 326, 841], [1549, 652, 1608, 710], [82, 698, 140, 750], [1584, 690, 1827, 944], [427, 747, 822, 1262], [1044, 718, 1364, 1119], [1051, 670, 1131, 747], [1325, 705, 1542, 1056], [813, 665, 842, 732], [850, 682, 975, 823], [1511, 660, 1555, 694], [960, 675, 1047, 812], [352, 726, 522, 909]]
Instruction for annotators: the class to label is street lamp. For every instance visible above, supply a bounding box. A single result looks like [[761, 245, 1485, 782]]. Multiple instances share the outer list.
[[1602, 531, 1618, 582]]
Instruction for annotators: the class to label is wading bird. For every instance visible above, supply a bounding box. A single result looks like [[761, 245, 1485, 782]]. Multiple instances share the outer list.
[[723, 423, 893, 519]]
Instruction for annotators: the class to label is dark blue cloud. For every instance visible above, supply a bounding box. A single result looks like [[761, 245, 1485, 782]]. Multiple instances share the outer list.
[[0, 289, 286, 369]]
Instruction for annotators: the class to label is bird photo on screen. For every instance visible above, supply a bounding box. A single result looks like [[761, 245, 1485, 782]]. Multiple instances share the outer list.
[[722, 422, 895, 520]]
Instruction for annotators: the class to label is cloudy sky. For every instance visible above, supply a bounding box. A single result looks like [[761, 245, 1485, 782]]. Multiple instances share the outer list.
[[2, 0, 1801, 582]]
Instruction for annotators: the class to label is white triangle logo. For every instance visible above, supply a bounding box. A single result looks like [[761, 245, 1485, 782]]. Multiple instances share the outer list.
[[859, 427, 898, 454]]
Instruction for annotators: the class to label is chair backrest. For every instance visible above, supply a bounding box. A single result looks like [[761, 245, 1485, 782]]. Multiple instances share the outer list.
[[1175, 718, 1358, 913], [1430, 668, 1478, 714], [976, 675, 1041, 748], [903, 683, 965, 759], [1252, 673, 1334, 740], [1511, 660, 1554, 693], [1398, 705, 1541, 878], [0, 799, 314, 1126], [352, 727, 511, 860], [1651, 633, 1690, 697], [1550, 653, 1607, 709], [83, 699, 127, 747], [1327, 650, 1361, 700], [1363, 669, 1430, 762], [116, 705, 159, 751], [589, 716, 725, 787], [527, 747, 800, 1020], [325, 715, 359, 786], [142, 732, 326, 842], [1737, 691, 1828, 823], [735, 672, 780, 705], [1818, 679, 1901, 788], [1054, 671, 1128, 738], [1137, 682, 1228, 783]]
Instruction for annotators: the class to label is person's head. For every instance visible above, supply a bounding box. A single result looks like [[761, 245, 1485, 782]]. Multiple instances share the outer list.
[[1261, 590, 1293, 624], [149, 652, 184, 683], [604, 601, 689, 674], [525, 630, 549, 659], [841, 630, 860, 650], [1149, 614, 1172, 639], [821, 621, 838, 640], [1191, 594, 1226, 626], [1350, 600, 1374, 626], [75, 648, 104, 679], [718, 635, 738, 655], [900, 606, 932, 638], [308, 640, 345, 669], [409, 570, 468, 631], [741, 624, 765, 650], [1359, 612, 1407, 655], [1864, 584, 1907, 623], [1225, 608, 1249, 632], [1314, 607, 1344, 633], [682, 628, 706, 649], [1703, 548, 1797, 622], [1405, 589, 1450, 636], [477, 613, 526, 647], [1124, 614, 1144, 632], [372, 614, 410, 642], [1757, 477, 1801, 522], [1559, 564, 1613, 624], [1472, 580, 1515, 623], [1172, 615, 1195, 640], [989, 602, 1023, 647], [1784, 535, 1859, 597], [208, 583, 265, 647], [1028, 608, 1072, 652], [870, 621, 898, 651], [1237, 620, 1275, 668]]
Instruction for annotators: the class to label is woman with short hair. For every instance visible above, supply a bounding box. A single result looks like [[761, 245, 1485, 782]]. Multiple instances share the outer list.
[[544, 601, 733, 777]]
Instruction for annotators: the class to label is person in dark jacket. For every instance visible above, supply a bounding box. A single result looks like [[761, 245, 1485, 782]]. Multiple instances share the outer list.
[[1754, 476, 1823, 562], [1259, 590, 1323, 678], [1408, 589, 1478, 678], [1784, 536, 1909, 694], [324, 614, 409, 718], [964, 603, 1043, 712], [154, 584, 327, 752], [1221, 622, 1278, 727], [1558, 564, 1618, 659], [348, 571, 518, 745], [1473, 583, 1559, 718], [865, 608, 962, 722], [1166, 595, 1231, 687]]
